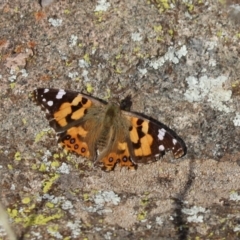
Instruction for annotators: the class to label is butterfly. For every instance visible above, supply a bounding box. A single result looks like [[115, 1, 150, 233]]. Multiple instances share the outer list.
[[32, 88, 186, 171]]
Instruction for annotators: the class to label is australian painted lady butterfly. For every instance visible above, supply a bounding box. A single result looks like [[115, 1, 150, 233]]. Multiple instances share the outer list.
[[33, 88, 186, 171]]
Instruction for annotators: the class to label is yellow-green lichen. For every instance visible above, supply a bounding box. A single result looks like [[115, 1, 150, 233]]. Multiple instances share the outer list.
[[14, 152, 21, 161], [51, 160, 60, 168], [133, 47, 140, 53], [39, 163, 47, 172], [83, 53, 91, 64], [64, 9, 70, 14], [10, 82, 16, 89], [217, 31, 222, 37], [22, 197, 31, 204], [115, 53, 122, 60], [43, 173, 60, 193], [63, 237, 71, 240], [24, 211, 63, 227], [35, 130, 48, 142], [140, 197, 149, 206], [65, 61, 72, 67], [137, 211, 147, 221], [115, 68, 122, 74], [7, 164, 13, 170], [186, 4, 194, 12], [22, 118, 27, 125], [86, 83, 93, 93], [154, 25, 162, 32], [47, 225, 59, 232], [24, 204, 36, 213], [83, 193, 90, 201], [168, 29, 174, 36], [53, 153, 60, 159], [7, 208, 18, 218], [103, 89, 111, 100], [156, 36, 163, 42], [9, 208, 62, 226], [46, 202, 55, 208], [149, 0, 170, 12]]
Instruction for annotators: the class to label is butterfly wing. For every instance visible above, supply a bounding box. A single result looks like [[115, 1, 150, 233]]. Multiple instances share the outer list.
[[123, 111, 186, 163], [32, 88, 106, 159]]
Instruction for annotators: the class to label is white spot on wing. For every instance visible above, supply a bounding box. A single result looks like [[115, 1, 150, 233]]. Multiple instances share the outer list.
[[44, 89, 49, 93], [172, 139, 177, 145], [158, 128, 166, 141], [47, 101, 53, 106], [159, 145, 165, 151], [56, 89, 66, 99], [42, 98, 46, 102]]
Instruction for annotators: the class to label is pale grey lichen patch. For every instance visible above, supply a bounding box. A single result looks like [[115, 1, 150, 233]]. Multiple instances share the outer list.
[[66, 220, 81, 238], [47, 228, 63, 239], [68, 71, 79, 80], [78, 59, 91, 82], [41, 194, 65, 205], [78, 59, 90, 68], [69, 35, 78, 47], [48, 18, 63, 27], [84, 191, 121, 215], [20, 69, 28, 77], [155, 216, 163, 225], [32, 231, 42, 239], [229, 192, 240, 201], [10, 184, 15, 190], [131, 32, 143, 42], [233, 113, 240, 127], [57, 163, 70, 174], [182, 206, 208, 223], [61, 200, 73, 210], [94, 191, 120, 205], [8, 70, 17, 82], [94, 0, 111, 12], [228, 4, 240, 23], [39, 150, 53, 171], [234, 225, 240, 232], [184, 75, 233, 113], [149, 45, 188, 69], [138, 68, 147, 76], [104, 231, 113, 240], [0, 221, 7, 238]]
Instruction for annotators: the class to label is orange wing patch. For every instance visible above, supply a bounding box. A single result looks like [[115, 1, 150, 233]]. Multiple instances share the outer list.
[[59, 126, 90, 157], [100, 142, 136, 171], [128, 117, 153, 157], [54, 94, 92, 127]]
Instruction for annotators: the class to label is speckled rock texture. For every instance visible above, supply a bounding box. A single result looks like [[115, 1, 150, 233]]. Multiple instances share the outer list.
[[1, 0, 240, 239]]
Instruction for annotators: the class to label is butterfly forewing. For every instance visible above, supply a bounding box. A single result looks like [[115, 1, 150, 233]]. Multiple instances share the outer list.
[[124, 113, 186, 163], [148, 120, 185, 159], [33, 88, 101, 132], [33, 89, 81, 117]]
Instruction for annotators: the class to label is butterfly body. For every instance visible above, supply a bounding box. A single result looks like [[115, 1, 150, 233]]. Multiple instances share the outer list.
[[33, 88, 186, 171]]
